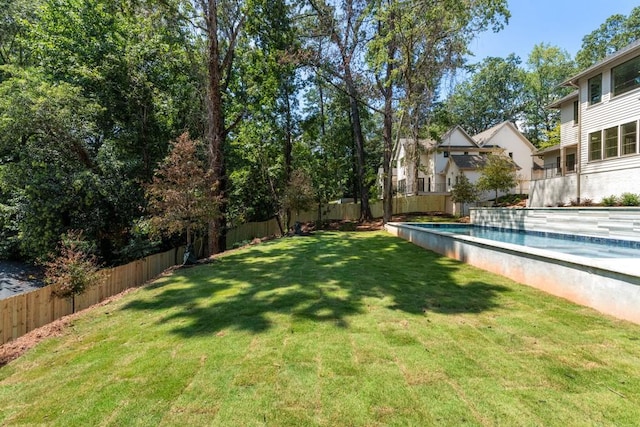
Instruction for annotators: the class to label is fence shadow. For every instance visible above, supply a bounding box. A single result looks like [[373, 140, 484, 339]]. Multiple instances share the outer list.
[[122, 232, 509, 338]]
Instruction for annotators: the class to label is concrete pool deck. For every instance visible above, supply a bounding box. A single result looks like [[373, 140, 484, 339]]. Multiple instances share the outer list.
[[385, 221, 640, 325]]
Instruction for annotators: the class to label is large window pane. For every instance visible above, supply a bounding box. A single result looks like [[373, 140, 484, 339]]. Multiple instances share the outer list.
[[604, 127, 618, 158], [589, 131, 602, 161], [612, 56, 640, 96], [622, 121, 637, 155], [589, 74, 602, 104]]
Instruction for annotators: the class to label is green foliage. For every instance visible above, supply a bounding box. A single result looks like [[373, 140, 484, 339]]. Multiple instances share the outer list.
[[601, 195, 619, 207], [43, 230, 102, 300], [496, 193, 527, 206], [446, 54, 526, 135], [0, 1, 205, 263], [620, 192, 640, 206], [576, 6, 640, 69], [522, 43, 576, 146], [476, 154, 517, 201], [282, 169, 315, 216], [450, 173, 479, 205]]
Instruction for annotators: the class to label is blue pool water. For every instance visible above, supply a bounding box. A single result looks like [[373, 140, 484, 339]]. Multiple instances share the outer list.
[[413, 223, 640, 259]]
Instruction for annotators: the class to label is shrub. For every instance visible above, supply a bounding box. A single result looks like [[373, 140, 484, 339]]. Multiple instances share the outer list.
[[43, 230, 102, 311], [620, 192, 640, 206], [601, 195, 619, 207]]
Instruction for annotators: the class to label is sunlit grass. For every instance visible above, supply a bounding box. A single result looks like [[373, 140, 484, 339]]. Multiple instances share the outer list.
[[1, 230, 639, 426]]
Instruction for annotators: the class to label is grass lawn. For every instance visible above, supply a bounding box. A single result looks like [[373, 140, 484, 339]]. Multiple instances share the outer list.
[[1, 230, 640, 426]]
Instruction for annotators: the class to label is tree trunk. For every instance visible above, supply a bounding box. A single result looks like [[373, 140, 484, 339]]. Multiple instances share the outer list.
[[205, 0, 227, 255], [344, 68, 372, 221], [284, 85, 293, 232], [379, 15, 396, 223], [382, 101, 393, 222]]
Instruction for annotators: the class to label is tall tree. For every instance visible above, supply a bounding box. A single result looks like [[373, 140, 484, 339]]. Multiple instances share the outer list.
[[182, 0, 246, 254], [369, 0, 509, 222], [446, 54, 525, 135], [308, 0, 374, 221], [0, 0, 202, 262], [522, 43, 575, 147], [576, 6, 640, 69]]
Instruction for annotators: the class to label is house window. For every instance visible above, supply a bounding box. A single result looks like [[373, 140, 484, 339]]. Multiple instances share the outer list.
[[556, 156, 561, 174], [588, 74, 602, 105], [622, 121, 637, 155], [443, 151, 449, 158], [604, 126, 619, 158], [589, 131, 602, 161], [398, 179, 406, 194], [612, 55, 640, 96], [566, 153, 576, 172], [573, 100, 579, 124]]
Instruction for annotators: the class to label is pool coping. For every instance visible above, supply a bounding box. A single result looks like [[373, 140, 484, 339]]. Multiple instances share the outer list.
[[386, 222, 640, 325], [399, 222, 640, 278]]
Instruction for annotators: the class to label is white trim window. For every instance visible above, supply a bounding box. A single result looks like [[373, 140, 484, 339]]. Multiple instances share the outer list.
[[604, 126, 619, 159], [612, 55, 640, 97], [622, 121, 637, 155], [589, 131, 602, 161], [588, 74, 602, 105]]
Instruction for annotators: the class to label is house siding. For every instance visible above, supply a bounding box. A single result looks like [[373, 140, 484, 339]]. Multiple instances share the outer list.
[[559, 103, 578, 147], [580, 59, 640, 177], [531, 42, 640, 206]]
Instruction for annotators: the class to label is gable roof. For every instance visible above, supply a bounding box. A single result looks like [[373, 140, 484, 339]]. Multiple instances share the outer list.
[[562, 39, 640, 86], [449, 153, 522, 172], [438, 125, 479, 149], [547, 90, 579, 109], [472, 121, 537, 151], [449, 154, 489, 170]]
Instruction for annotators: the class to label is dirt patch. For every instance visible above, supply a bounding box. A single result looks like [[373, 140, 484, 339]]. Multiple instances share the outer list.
[[0, 318, 71, 366]]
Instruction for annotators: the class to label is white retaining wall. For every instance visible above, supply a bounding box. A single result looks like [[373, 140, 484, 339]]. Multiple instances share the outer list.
[[386, 222, 640, 325], [529, 168, 640, 207]]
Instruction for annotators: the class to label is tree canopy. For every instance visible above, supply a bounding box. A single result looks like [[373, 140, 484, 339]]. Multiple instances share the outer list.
[[0, 1, 637, 265]]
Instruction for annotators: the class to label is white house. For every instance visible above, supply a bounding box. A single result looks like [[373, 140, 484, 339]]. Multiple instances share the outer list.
[[394, 126, 480, 195], [392, 121, 539, 201], [530, 40, 640, 206]]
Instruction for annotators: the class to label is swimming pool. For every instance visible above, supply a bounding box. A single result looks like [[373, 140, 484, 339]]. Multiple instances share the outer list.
[[385, 221, 640, 325], [413, 223, 640, 259]]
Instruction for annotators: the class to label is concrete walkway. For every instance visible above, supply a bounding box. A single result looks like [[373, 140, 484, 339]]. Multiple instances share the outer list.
[[0, 261, 44, 300]]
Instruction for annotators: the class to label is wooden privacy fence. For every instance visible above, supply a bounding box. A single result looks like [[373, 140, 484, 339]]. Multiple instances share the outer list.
[[226, 194, 451, 247], [2, 196, 450, 345], [1, 245, 191, 346]]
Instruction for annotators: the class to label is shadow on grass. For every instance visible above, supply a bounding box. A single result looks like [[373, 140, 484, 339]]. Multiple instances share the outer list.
[[122, 232, 509, 337]]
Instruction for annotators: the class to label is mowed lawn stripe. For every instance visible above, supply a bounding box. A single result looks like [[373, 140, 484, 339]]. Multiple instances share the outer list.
[[1, 230, 640, 426]]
